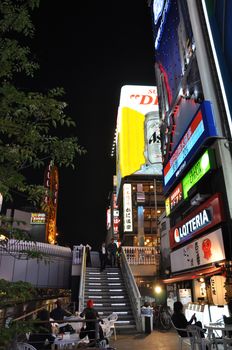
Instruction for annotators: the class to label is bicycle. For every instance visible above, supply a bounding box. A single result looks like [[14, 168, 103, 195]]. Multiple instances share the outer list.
[[153, 304, 172, 331]]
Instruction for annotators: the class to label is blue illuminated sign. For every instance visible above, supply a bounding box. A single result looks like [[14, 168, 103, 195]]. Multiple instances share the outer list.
[[163, 101, 217, 194]]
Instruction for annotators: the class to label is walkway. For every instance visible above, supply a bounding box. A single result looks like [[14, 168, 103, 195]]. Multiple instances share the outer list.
[[109, 329, 189, 350]]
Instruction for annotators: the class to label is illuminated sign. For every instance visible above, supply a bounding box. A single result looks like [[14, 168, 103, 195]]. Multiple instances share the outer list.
[[170, 228, 225, 272], [182, 149, 215, 199], [123, 184, 133, 232], [153, 0, 171, 50], [169, 193, 224, 249], [116, 85, 162, 199], [106, 208, 111, 230], [31, 213, 46, 225], [153, 0, 165, 25], [165, 183, 183, 216], [163, 101, 217, 194]]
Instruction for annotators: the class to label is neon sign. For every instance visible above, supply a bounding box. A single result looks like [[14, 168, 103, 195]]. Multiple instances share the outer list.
[[165, 183, 183, 216], [169, 193, 224, 249], [182, 149, 216, 199], [153, 0, 171, 50], [163, 101, 217, 194]]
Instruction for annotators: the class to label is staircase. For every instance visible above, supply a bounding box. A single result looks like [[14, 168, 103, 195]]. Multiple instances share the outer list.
[[84, 266, 136, 333]]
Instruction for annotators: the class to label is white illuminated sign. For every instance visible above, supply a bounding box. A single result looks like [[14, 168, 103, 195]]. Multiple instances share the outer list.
[[153, 0, 165, 24], [123, 184, 133, 232], [171, 229, 225, 273]]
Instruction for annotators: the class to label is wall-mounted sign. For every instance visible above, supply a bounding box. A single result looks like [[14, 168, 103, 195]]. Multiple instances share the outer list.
[[182, 149, 216, 199], [165, 183, 183, 216], [106, 208, 111, 230], [31, 213, 46, 225], [163, 101, 217, 194], [123, 184, 133, 232], [153, 0, 171, 49], [171, 228, 225, 273], [210, 275, 226, 306], [169, 193, 224, 249]]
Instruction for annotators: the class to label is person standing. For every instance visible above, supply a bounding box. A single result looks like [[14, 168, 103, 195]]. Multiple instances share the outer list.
[[107, 238, 117, 267], [99, 242, 107, 271], [80, 299, 104, 342], [86, 244, 92, 267]]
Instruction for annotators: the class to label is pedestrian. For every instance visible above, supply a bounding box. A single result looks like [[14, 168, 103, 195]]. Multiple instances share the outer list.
[[80, 299, 104, 343], [99, 242, 107, 271], [50, 298, 72, 321], [86, 244, 92, 267], [116, 244, 122, 267], [107, 238, 117, 267]]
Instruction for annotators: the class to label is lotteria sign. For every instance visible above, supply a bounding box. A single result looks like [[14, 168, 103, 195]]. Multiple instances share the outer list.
[[182, 149, 216, 199], [169, 193, 224, 249], [163, 101, 217, 194]]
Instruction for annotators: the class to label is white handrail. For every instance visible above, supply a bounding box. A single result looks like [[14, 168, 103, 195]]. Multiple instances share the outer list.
[[120, 247, 142, 331], [78, 246, 86, 313]]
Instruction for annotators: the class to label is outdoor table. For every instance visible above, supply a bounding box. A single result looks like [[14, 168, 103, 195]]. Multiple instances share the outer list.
[[204, 322, 232, 350], [52, 333, 81, 349]]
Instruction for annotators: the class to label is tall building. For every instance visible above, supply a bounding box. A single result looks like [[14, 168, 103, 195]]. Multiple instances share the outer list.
[[151, 0, 232, 310]]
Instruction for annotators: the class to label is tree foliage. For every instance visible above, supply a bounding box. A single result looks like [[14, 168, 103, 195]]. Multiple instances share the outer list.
[[0, 0, 86, 205]]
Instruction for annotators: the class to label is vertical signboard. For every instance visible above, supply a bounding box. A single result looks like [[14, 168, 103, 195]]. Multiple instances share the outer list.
[[123, 184, 133, 232]]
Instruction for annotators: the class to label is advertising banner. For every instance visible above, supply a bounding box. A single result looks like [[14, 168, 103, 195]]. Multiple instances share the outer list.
[[169, 193, 224, 249], [163, 101, 217, 194], [182, 149, 216, 199], [123, 184, 133, 232], [171, 228, 225, 273], [116, 85, 162, 198], [31, 213, 46, 225]]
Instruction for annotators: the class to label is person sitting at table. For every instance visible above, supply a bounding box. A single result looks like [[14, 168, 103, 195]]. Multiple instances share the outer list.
[[80, 299, 104, 343], [50, 298, 72, 321], [28, 309, 55, 350], [172, 301, 205, 337]]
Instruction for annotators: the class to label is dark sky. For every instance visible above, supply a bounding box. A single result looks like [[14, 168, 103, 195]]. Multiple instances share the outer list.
[[30, 1, 156, 250]]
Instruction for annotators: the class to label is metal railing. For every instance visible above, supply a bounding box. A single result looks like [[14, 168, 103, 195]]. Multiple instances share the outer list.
[[78, 246, 87, 313], [120, 247, 142, 332], [0, 239, 72, 257], [123, 246, 160, 265]]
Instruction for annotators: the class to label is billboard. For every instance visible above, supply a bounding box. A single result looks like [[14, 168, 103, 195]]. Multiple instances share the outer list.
[[31, 213, 46, 225], [163, 101, 217, 194], [182, 149, 216, 199], [169, 193, 225, 249], [171, 228, 225, 273], [116, 85, 162, 197]]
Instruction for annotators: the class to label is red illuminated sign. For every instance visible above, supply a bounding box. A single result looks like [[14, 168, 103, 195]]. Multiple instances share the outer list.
[[169, 193, 225, 249]]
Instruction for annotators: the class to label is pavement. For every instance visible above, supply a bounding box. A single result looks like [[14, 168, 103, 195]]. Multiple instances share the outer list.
[[108, 329, 189, 350]]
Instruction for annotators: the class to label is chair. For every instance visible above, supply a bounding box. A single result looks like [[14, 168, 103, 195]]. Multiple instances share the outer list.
[[171, 320, 193, 349], [16, 343, 37, 350], [102, 312, 118, 341]]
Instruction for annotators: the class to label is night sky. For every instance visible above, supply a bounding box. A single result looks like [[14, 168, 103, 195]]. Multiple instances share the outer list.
[[30, 1, 157, 250]]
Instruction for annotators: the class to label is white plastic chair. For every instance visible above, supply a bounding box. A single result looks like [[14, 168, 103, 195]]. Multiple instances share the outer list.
[[16, 343, 37, 350], [102, 312, 118, 341], [171, 320, 193, 349]]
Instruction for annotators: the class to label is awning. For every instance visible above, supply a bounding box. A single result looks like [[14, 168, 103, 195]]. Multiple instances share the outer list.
[[162, 266, 222, 284]]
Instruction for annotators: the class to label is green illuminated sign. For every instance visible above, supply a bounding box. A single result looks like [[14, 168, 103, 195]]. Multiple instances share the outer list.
[[182, 149, 215, 199]]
